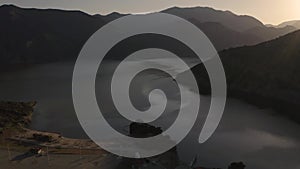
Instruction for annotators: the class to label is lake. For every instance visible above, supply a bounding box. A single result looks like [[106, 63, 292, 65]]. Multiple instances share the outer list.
[[0, 60, 299, 169]]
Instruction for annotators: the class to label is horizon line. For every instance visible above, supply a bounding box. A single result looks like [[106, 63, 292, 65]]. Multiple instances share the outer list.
[[1, 3, 299, 25]]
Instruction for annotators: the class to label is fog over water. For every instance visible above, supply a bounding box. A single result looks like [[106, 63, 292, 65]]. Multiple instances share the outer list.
[[0, 60, 299, 169]]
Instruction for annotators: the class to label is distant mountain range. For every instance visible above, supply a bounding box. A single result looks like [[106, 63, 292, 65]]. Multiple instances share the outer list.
[[267, 20, 300, 29], [163, 7, 297, 50], [185, 30, 300, 122], [0, 4, 298, 64], [162, 7, 264, 32]]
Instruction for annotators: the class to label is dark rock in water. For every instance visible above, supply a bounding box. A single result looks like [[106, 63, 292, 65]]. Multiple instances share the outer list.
[[228, 162, 246, 169], [115, 122, 179, 169], [129, 122, 163, 138]]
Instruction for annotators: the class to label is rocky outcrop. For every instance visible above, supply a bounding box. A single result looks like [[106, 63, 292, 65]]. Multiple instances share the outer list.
[[0, 101, 36, 132]]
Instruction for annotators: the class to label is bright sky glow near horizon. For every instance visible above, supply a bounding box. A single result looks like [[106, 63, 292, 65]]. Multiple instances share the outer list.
[[1, 0, 300, 24]]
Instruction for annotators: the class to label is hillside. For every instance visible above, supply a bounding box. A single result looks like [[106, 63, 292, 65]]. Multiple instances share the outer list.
[[245, 25, 297, 42], [163, 7, 297, 43], [0, 4, 297, 64], [162, 6, 264, 32], [187, 30, 300, 122], [0, 4, 107, 64], [277, 20, 300, 29], [188, 19, 261, 51]]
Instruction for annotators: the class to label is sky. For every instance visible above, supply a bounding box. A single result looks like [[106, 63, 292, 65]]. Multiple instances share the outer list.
[[1, 0, 300, 25]]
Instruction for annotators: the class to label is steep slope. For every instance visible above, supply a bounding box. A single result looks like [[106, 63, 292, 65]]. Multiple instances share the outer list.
[[188, 30, 300, 122]]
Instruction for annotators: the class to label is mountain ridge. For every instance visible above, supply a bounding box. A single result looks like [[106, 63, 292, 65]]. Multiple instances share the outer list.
[[277, 20, 300, 29], [0, 4, 297, 64], [162, 6, 265, 32]]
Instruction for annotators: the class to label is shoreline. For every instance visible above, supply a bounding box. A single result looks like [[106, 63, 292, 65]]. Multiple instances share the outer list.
[[0, 101, 104, 155], [0, 128, 106, 156]]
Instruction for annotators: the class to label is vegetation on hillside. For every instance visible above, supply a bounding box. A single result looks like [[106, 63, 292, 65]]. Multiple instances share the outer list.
[[0, 101, 36, 132], [188, 30, 300, 122]]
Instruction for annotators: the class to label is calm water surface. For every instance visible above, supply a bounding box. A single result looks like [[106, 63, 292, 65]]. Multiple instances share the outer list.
[[0, 60, 299, 169]]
